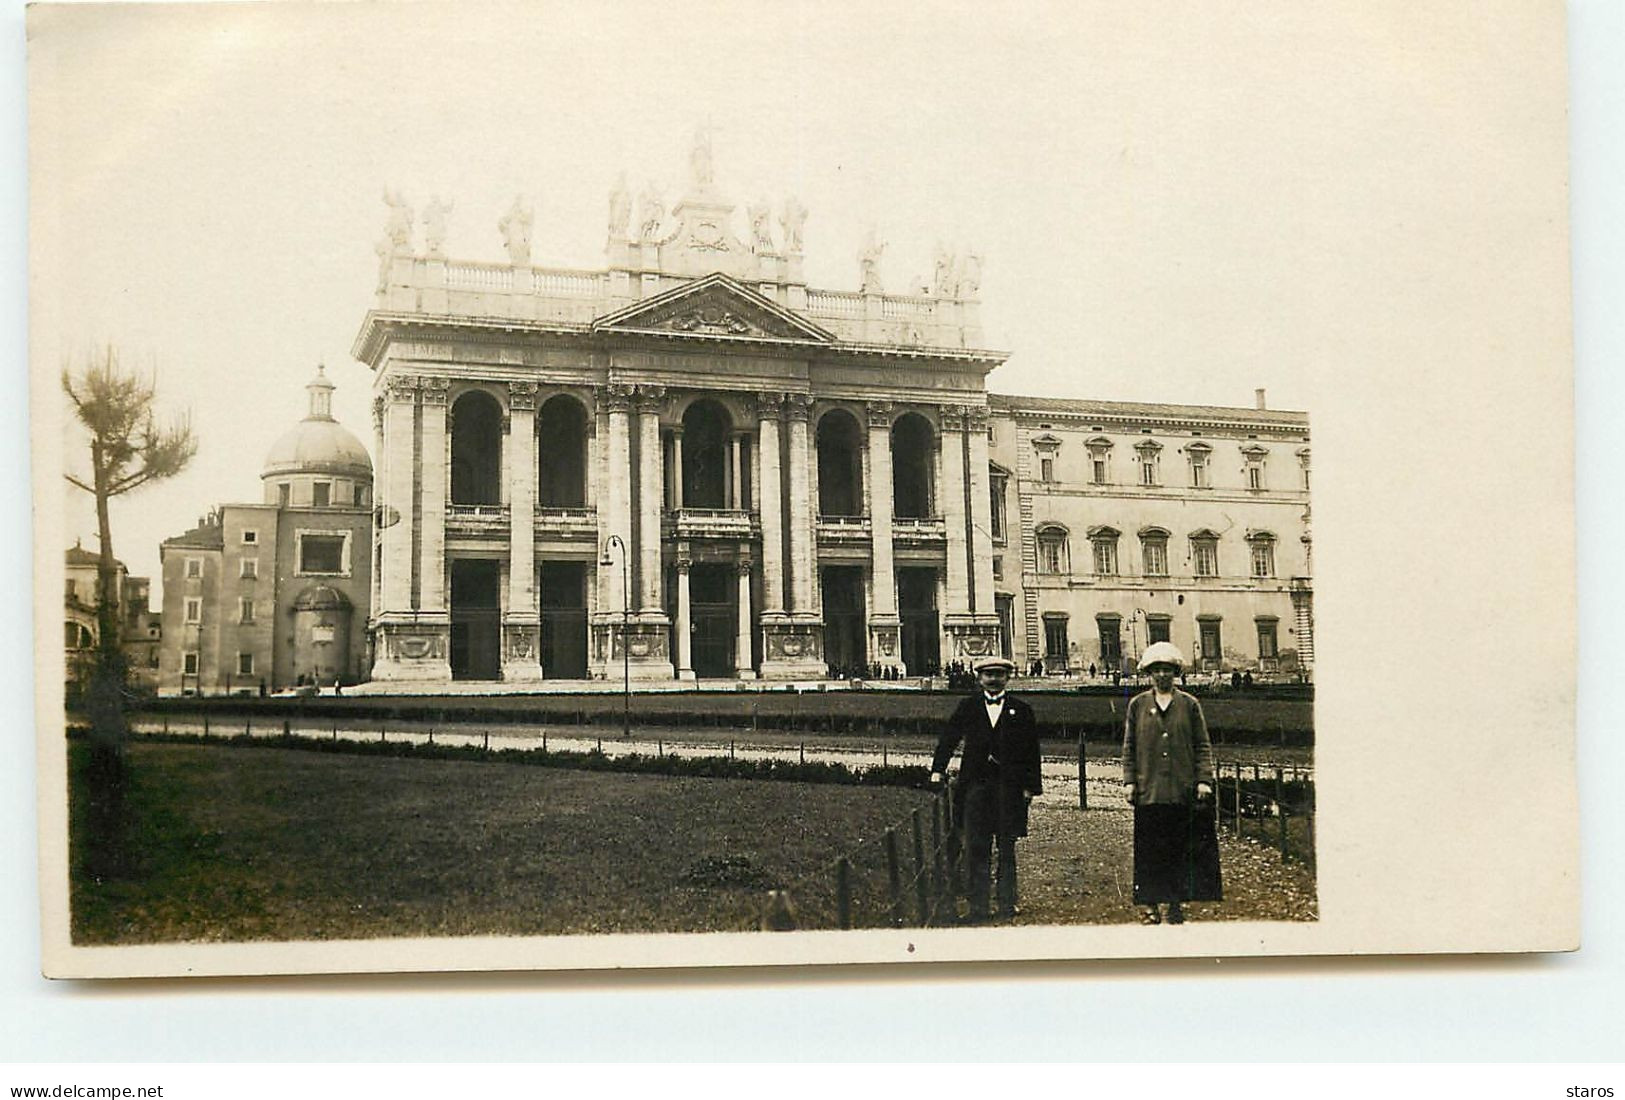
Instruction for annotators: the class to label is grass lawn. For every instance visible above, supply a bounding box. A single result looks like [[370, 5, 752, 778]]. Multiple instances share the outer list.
[[70, 742, 931, 943]]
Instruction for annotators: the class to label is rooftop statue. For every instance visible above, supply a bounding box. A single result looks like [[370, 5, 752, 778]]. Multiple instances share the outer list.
[[958, 249, 983, 298], [933, 244, 957, 297], [608, 173, 632, 240], [858, 229, 886, 294], [690, 124, 714, 189], [638, 183, 666, 243], [382, 188, 414, 255], [498, 195, 533, 265], [423, 195, 454, 259], [748, 199, 775, 253], [779, 195, 807, 254]]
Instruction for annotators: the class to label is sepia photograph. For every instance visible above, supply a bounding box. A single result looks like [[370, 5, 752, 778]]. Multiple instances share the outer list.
[[28, 0, 1575, 979]]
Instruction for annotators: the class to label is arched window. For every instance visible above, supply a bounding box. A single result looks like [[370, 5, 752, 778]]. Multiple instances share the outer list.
[[1087, 525, 1120, 575], [450, 390, 504, 505], [1139, 526, 1170, 576], [1036, 524, 1070, 575], [64, 621, 94, 649], [891, 412, 935, 519], [680, 399, 732, 509], [1246, 529, 1277, 578], [1190, 529, 1220, 578], [816, 409, 864, 516], [537, 394, 589, 507]]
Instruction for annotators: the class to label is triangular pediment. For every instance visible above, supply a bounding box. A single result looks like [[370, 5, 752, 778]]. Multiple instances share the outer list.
[[592, 274, 835, 343]]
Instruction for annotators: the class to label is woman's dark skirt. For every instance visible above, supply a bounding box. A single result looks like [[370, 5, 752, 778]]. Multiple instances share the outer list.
[[1133, 803, 1223, 905]]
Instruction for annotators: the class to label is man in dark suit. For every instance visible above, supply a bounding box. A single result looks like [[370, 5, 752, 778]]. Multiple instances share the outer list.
[[931, 656, 1043, 922]]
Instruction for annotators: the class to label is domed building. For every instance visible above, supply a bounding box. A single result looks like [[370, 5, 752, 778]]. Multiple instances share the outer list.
[[158, 367, 374, 695]]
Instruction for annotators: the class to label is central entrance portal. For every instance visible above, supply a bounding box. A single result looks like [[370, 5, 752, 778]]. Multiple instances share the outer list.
[[688, 563, 735, 679], [450, 559, 501, 680], [821, 565, 866, 678], [539, 561, 588, 679], [897, 566, 940, 676]]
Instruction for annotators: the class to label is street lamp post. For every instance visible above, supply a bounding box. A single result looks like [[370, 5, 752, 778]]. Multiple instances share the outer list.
[[601, 535, 631, 741]]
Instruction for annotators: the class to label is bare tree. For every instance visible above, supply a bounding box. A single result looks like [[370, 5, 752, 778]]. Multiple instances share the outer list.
[[63, 347, 195, 872]]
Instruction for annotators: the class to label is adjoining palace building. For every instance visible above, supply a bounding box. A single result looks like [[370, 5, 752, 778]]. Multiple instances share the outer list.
[[356, 140, 1311, 685]]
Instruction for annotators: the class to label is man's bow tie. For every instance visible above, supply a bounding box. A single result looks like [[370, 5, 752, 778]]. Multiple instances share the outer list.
[[984, 695, 1005, 705]]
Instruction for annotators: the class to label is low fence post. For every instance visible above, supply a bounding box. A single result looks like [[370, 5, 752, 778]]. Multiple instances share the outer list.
[[885, 828, 903, 927], [203, 712, 210, 737], [1276, 767, 1288, 860], [930, 796, 947, 922], [836, 857, 853, 930], [1077, 725, 1088, 811], [162, 714, 168, 736], [911, 807, 928, 925], [282, 719, 290, 740], [245, 717, 251, 737]]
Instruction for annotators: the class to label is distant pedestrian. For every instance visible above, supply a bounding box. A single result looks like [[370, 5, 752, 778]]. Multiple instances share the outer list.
[[931, 656, 1042, 923], [1089, 662, 1098, 679], [1122, 641, 1220, 925]]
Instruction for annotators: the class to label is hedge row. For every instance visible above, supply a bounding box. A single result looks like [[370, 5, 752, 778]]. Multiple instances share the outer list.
[[82, 727, 935, 790]]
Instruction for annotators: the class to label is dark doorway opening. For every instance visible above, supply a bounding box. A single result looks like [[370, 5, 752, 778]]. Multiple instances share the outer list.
[[822, 566, 867, 677], [450, 391, 503, 505], [540, 561, 588, 679], [450, 559, 501, 680], [897, 566, 940, 675], [688, 563, 735, 678], [537, 396, 588, 507]]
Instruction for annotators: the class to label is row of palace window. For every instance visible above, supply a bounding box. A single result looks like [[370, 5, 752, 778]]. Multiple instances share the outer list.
[[1035, 526, 1285, 580], [177, 652, 256, 677], [1042, 614, 1282, 667], [1034, 440, 1310, 492]]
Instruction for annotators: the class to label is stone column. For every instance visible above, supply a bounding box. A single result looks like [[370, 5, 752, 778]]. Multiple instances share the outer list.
[[675, 553, 695, 680], [729, 434, 744, 509], [601, 384, 634, 670], [379, 377, 416, 614], [418, 377, 451, 613], [966, 407, 996, 616], [503, 382, 542, 680], [865, 400, 903, 672], [634, 386, 665, 613], [756, 396, 785, 615], [784, 393, 815, 614], [939, 405, 970, 619], [671, 427, 685, 510], [735, 557, 755, 678]]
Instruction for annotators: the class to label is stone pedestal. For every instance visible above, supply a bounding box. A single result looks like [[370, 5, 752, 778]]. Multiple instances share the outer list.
[[369, 613, 453, 681], [500, 617, 543, 681], [596, 614, 676, 681], [758, 614, 826, 681], [867, 615, 906, 676], [943, 615, 1004, 665]]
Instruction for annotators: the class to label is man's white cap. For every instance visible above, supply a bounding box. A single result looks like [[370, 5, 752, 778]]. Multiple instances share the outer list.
[[1138, 641, 1186, 671], [972, 656, 1017, 673]]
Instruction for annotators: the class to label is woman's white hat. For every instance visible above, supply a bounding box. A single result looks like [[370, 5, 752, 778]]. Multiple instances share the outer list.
[[1138, 641, 1186, 671]]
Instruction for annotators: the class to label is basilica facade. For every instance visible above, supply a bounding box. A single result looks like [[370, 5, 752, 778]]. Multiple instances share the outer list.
[[355, 147, 1311, 684]]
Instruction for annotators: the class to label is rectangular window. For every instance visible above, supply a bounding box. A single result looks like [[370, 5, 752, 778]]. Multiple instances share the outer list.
[[312, 482, 331, 507], [1250, 542, 1275, 578], [1191, 459, 1208, 488], [185, 559, 202, 579], [237, 652, 255, 676], [298, 533, 348, 575], [1097, 619, 1122, 669], [1247, 465, 1264, 490], [240, 558, 258, 579], [184, 598, 201, 623], [1193, 541, 1219, 578], [1092, 540, 1117, 575], [1302, 467, 1311, 491], [1043, 617, 1069, 660], [1091, 458, 1107, 485], [989, 478, 1007, 541], [1039, 538, 1066, 575], [65, 579, 76, 601], [1143, 541, 1168, 576], [1040, 457, 1054, 484], [279, 484, 291, 508], [1199, 620, 1222, 663], [242, 530, 258, 544], [1147, 616, 1172, 645], [239, 597, 255, 623], [992, 555, 1003, 581], [182, 652, 199, 675], [1257, 620, 1279, 661], [1140, 461, 1157, 486]]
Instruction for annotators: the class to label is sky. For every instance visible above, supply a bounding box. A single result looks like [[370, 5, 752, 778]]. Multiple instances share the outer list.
[[32, 0, 1559, 601]]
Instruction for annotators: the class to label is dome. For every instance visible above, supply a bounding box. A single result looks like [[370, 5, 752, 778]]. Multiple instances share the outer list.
[[262, 365, 374, 481], [291, 584, 353, 612]]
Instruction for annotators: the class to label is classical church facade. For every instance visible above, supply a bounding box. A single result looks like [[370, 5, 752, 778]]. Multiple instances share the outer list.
[[356, 145, 1311, 684]]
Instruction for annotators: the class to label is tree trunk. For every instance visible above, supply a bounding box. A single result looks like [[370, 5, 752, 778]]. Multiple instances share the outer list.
[[86, 438, 129, 878]]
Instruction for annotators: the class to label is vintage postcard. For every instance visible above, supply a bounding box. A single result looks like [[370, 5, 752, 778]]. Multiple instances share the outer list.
[[28, 0, 1576, 978]]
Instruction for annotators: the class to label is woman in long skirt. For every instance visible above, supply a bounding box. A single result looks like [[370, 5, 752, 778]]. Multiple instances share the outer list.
[[1122, 642, 1222, 924]]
